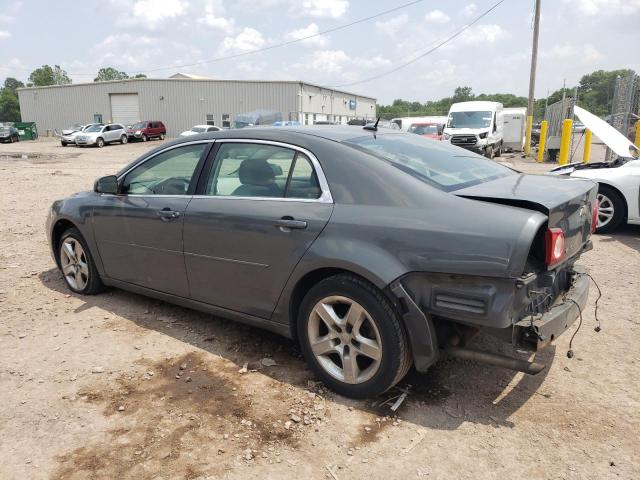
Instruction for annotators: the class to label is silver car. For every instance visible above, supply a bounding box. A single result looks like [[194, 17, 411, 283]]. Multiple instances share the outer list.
[[75, 124, 128, 147], [61, 123, 103, 146]]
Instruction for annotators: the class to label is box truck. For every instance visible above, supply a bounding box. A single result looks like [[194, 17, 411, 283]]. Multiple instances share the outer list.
[[442, 101, 504, 158], [502, 107, 526, 152]]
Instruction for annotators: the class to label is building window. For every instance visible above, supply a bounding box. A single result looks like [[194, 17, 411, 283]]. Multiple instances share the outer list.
[[222, 114, 231, 128], [206, 114, 215, 126]]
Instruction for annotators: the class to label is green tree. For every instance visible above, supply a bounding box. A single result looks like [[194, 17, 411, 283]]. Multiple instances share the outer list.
[[133, 73, 147, 78], [3, 77, 24, 96], [452, 86, 474, 102], [28, 65, 71, 86], [0, 88, 21, 122], [94, 67, 130, 82]]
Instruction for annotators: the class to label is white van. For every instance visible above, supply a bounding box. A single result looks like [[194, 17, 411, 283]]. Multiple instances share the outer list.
[[443, 101, 504, 158]]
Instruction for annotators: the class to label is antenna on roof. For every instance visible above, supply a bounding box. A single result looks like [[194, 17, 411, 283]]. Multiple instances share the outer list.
[[363, 117, 380, 131]]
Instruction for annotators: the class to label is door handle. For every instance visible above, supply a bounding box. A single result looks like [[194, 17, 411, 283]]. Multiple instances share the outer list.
[[157, 209, 181, 221], [274, 217, 307, 230]]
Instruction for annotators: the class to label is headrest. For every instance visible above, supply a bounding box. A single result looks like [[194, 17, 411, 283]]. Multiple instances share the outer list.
[[238, 158, 276, 186]]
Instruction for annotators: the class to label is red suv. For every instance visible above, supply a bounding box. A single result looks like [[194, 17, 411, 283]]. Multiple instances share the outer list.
[[127, 121, 166, 142]]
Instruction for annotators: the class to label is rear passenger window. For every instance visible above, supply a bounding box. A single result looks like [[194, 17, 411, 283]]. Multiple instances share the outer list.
[[285, 153, 321, 199]]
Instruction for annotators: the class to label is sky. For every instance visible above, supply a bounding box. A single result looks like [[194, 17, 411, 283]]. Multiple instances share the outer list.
[[0, 0, 639, 104]]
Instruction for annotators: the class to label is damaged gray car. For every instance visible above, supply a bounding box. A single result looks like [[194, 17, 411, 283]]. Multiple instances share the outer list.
[[46, 126, 597, 398]]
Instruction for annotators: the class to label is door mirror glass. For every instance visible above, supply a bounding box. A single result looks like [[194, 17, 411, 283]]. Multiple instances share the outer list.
[[94, 175, 119, 194]]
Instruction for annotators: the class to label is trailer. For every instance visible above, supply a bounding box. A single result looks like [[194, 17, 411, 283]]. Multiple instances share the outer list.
[[502, 107, 526, 152]]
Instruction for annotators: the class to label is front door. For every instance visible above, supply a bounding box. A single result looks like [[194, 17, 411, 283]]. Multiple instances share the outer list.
[[92, 142, 210, 297], [183, 141, 333, 319]]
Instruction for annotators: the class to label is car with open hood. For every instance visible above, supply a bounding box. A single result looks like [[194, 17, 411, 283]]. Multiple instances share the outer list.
[[60, 123, 103, 146], [549, 106, 640, 233], [46, 125, 597, 398]]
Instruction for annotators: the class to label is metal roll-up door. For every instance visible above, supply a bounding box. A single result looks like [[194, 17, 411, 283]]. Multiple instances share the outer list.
[[110, 94, 140, 125]]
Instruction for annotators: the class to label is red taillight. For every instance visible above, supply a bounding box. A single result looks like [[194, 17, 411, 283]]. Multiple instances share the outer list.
[[591, 200, 599, 233], [545, 228, 565, 266]]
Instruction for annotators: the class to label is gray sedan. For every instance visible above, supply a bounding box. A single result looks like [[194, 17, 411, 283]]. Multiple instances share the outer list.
[[46, 126, 597, 398]]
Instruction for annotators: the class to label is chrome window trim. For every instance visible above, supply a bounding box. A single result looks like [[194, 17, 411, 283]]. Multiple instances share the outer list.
[[205, 138, 333, 204], [112, 138, 333, 204]]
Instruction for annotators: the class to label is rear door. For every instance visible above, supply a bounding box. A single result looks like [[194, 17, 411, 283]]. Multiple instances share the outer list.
[[183, 140, 334, 319], [92, 142, 212, 296]]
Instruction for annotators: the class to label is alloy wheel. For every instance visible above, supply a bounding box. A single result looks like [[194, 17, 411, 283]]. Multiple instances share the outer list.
[[60, 237, 89, 291], [596, 193, 614, 229], [307, 296, 382, 385]]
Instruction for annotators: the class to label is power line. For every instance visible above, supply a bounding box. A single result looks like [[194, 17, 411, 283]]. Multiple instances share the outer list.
[[1, 0, 427, 77], [328, 0, 507, 88]]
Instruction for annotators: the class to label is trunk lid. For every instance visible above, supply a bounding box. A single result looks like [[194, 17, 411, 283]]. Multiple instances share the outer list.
[[455, 174, 597, 263]]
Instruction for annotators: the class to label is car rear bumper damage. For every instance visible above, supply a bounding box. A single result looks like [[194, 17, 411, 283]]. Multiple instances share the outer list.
[[391, 265, 590, 375]]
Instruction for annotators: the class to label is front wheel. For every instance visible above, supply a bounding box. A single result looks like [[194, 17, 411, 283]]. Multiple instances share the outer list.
[[142, 134, 148, 142], [298, 274, 412, 398], [58, 228, 104, 295], [61, 141, 67, 147], [96, 137, 104, 148], [120, 135, 128, 144], [596, 185, 625, 233], [494, 142, 502, 157], [485, 145, 494, 159]]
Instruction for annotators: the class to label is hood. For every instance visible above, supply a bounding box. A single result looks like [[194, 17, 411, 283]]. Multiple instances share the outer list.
[[574, 106, 639, 159], [62, 128, 80, 135]]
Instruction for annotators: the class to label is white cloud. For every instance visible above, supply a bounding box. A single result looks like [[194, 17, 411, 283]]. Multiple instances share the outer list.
[[460, 24, 508, 44], [568, 0, 640, 16], [375, 14, 408, 37], [0, 30, 10, 39], [544, 43, 604, 63], [286, 23, 327, 46], [302, 49, 350, 73], [424, 10, 450, 24], [127, 0, 188, 29], [461, 3, 477, 16], [222, 27, 266, 52], [297, 0, 348, 18], [198, 0, 235, 33], [353, 55, 392, 70]]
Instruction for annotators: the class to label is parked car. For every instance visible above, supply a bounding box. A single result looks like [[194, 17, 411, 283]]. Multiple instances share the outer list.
[[47, 126, 596, 398], [572, 121, 586, 133], [549, 106, 640, 233], [179, 125, 221, 137], [61, 123, 103, 146], [313, 121, 337, 125], [127, 121, 166, 141], [364, 119, 400, 130], [0, 126, 20, 143], [408, 122, 443, 140], [75, 124, 127, 148]]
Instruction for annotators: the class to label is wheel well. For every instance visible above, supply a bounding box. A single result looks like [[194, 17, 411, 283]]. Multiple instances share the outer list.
[[51, 219, 77, 267], [599, 183, 628, 220], [288, 267, 380, 341]]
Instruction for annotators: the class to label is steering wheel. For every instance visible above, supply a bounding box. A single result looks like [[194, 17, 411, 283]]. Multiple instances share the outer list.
[[154, 177, 190, 195]]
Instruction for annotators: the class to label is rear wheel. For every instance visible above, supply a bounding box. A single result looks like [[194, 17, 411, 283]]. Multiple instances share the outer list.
[[58, 228, 104, 295], [298, 274, 412, 398], [596, 185, 625, 233], [494, 142, 502, 157], [160, 133, 165, 140], [96, 137, 104, 148]]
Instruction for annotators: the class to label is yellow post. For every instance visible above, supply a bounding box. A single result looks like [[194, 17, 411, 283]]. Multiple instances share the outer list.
[[558, 119, 573, 165], [524, 115, 533, 156], [537, 120, 548, 162], [583, 129, 592, 164], [635, 120, 640, 149]]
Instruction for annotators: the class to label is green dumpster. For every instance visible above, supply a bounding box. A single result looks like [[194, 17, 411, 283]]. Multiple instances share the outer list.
[[14, 122, 38, 140]]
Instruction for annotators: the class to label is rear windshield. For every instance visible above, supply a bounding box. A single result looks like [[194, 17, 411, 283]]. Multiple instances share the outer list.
[[344, 134, 515, 192], [192, 127, 206, 133]]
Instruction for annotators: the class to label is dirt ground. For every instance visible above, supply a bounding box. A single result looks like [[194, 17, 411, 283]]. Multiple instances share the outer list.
[[1, 138, 638, 480]]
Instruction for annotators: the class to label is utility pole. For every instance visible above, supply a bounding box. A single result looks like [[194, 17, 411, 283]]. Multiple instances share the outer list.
[[524, 0, 541, 157]]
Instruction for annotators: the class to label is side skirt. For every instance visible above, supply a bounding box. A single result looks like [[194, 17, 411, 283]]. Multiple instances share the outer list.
[[103, 278, 292, 338]]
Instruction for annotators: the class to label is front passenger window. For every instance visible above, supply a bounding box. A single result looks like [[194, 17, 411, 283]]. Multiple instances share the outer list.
[[122, 144, 207, 195]]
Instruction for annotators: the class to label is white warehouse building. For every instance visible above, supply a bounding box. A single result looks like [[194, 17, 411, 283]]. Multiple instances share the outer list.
[[17, 78, 377, 136]]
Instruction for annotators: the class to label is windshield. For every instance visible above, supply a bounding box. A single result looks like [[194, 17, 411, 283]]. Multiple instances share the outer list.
[[344, 134, 515, 192], [131, 122, 147, 130], [192, 127, 207, 133], [447, 111, 492, 129], [409, 124, 439, 135], [84, 125, 103, 133]]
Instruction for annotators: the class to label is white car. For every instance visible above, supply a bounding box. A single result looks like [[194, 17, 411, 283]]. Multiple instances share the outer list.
[[549, 106, 640, 233], [179, 125, 221, 137], [61, 123, 103, 146], [75, 124, 127, 148]]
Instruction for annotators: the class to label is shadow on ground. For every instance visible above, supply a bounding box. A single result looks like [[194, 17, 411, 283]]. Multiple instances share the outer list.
[[40, 268, 554, 431], [597, 224, 640, 254]]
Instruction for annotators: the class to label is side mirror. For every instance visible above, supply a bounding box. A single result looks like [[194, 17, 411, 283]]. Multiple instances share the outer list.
[[94, 175, 119, 194]]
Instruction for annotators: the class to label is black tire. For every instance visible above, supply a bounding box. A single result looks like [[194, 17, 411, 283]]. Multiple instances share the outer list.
[[485, 145, 494, 159], [58, 227, 104, 295], [596, 185, 625, 234], [61, 141, 67, 147], [96, 137, 105, 148], [298, 274, 412, 398], [142, 134, 148, 142], [160, 133, 165, 140], [120, 134, 128, 144], [494, 142, 502, 157]]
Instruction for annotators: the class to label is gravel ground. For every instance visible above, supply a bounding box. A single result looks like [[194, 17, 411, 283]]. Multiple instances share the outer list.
[[0, 138, 638, 480]]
